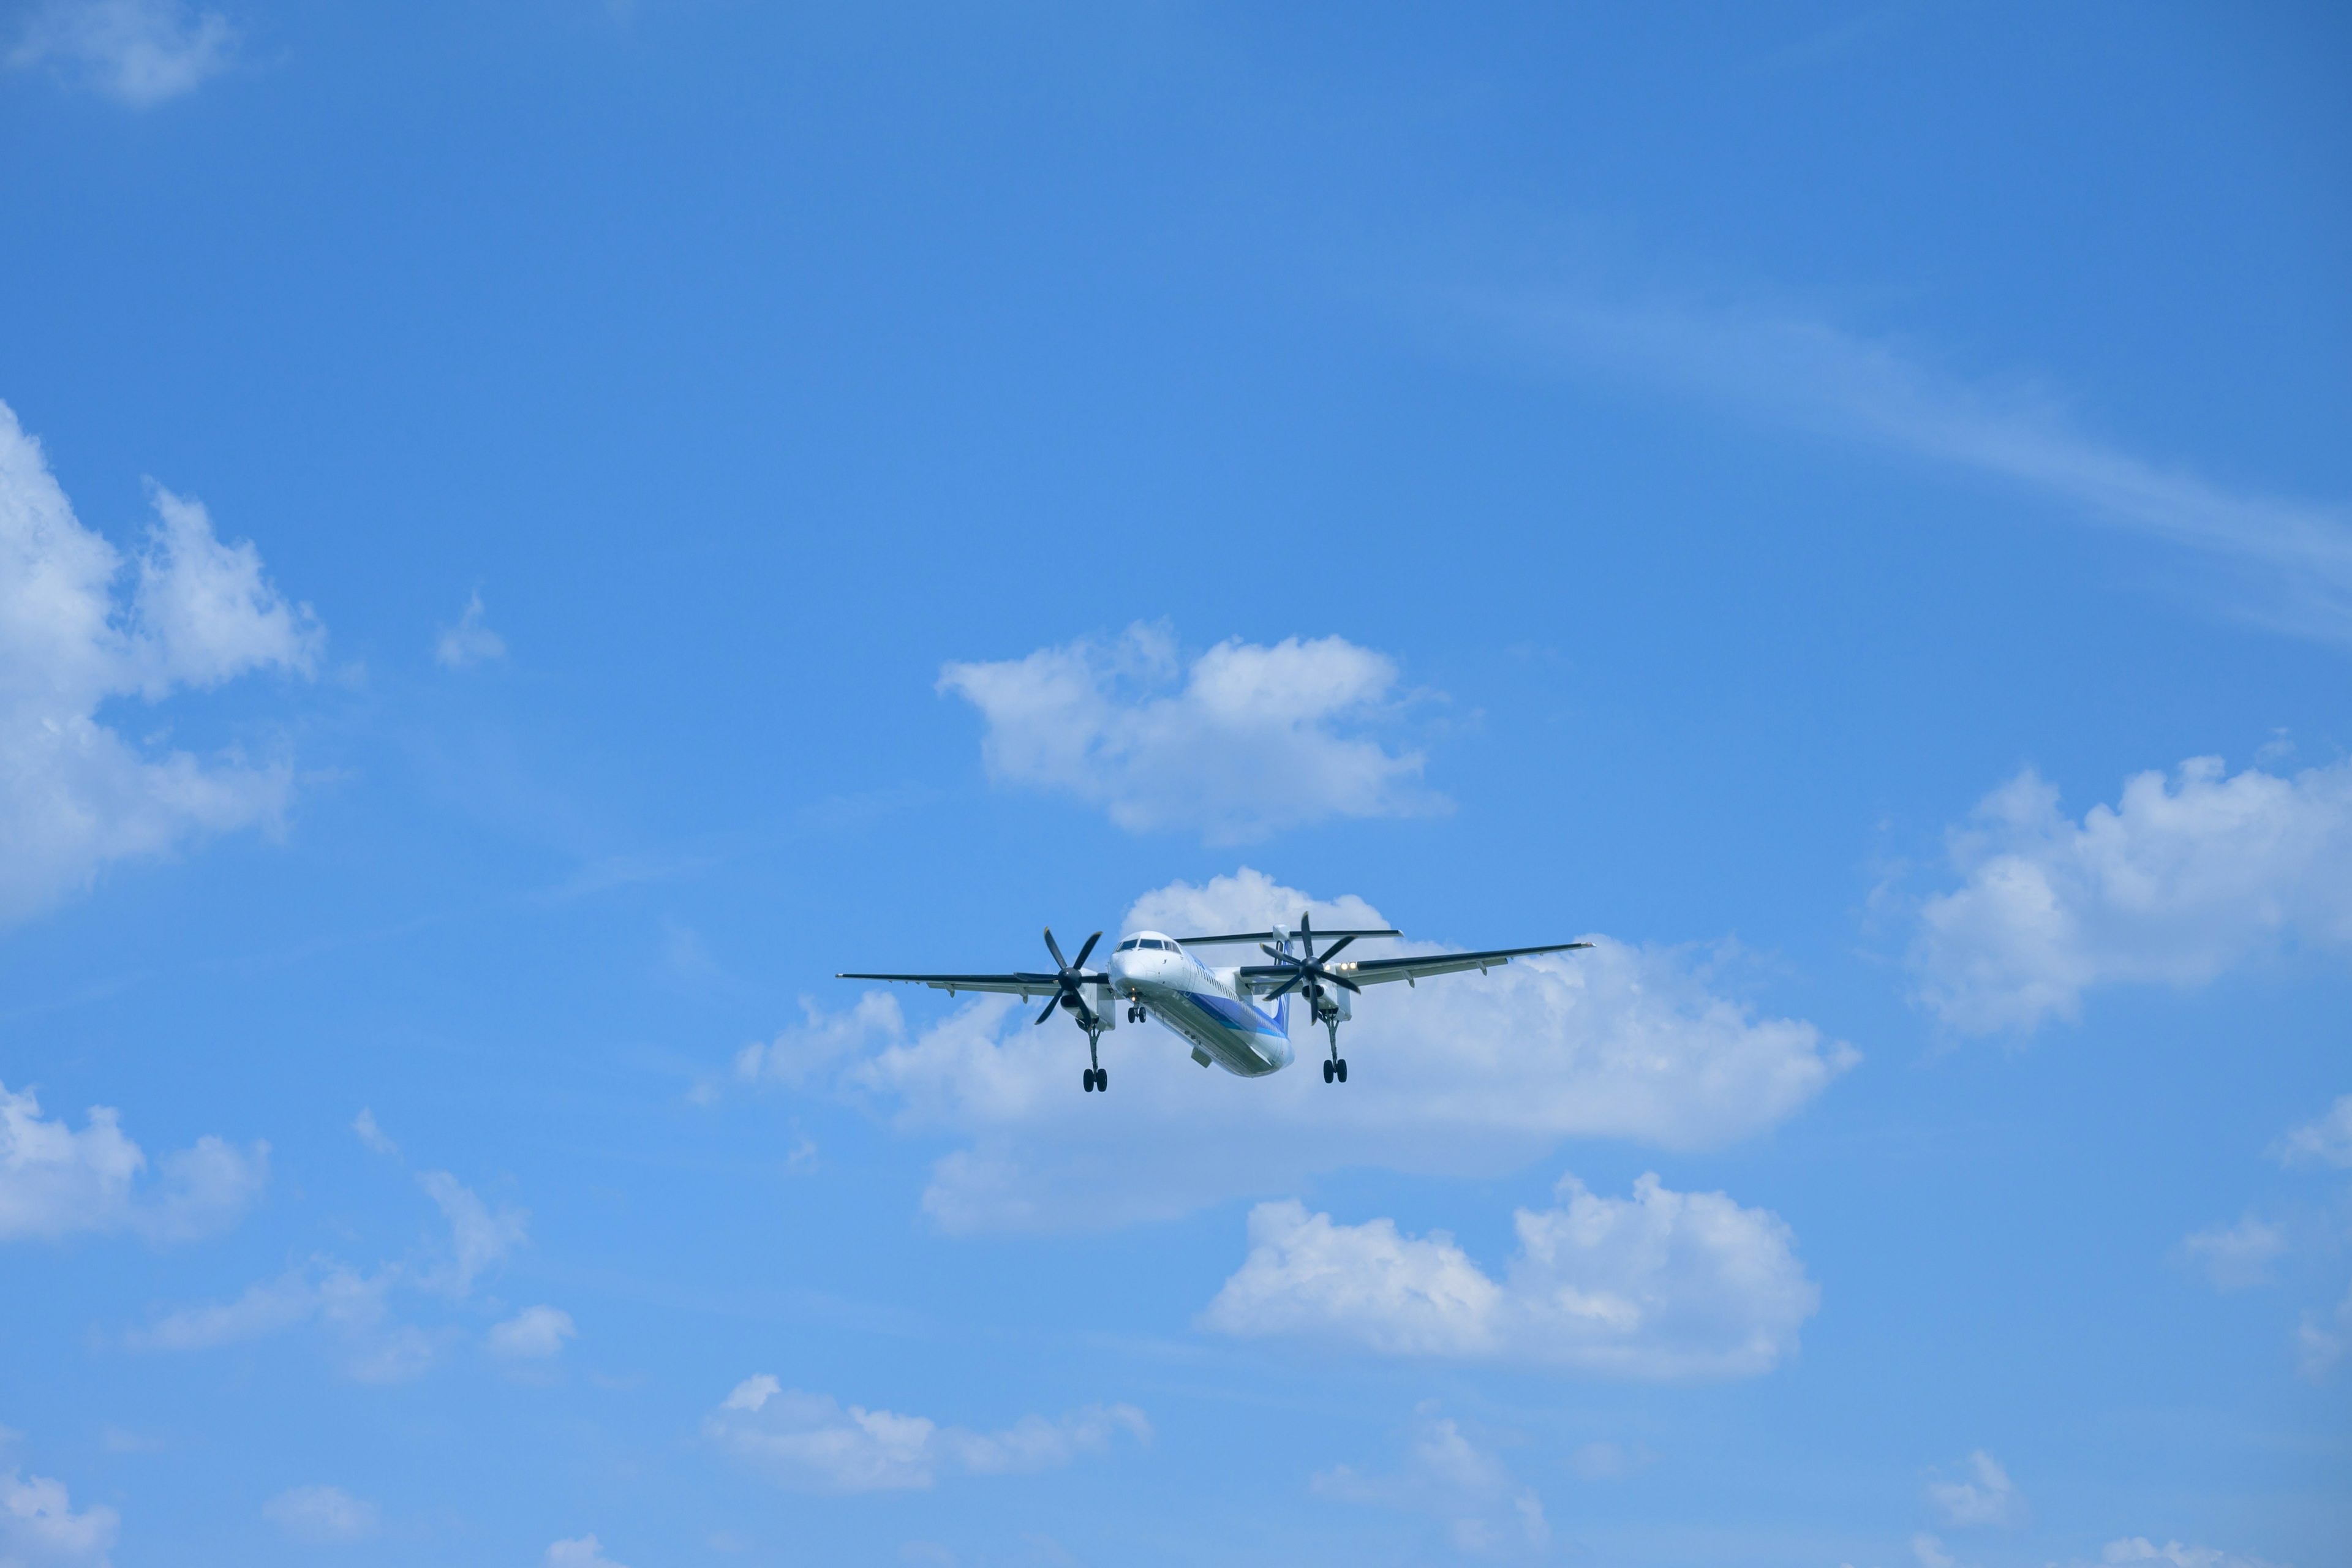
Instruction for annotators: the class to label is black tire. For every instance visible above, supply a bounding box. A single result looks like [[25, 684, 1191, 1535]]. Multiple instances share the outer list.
[[1336, 1058, 1348, 1083], [1098, 1068, 1109, 1092], [1082, 1069, 1095, 1092], [1322, 1058, 1333, 1083]]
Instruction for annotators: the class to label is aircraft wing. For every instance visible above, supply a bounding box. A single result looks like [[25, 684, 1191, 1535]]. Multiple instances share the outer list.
[[1235, 941, 1593, 993], [835, 970, 1101, 1000]]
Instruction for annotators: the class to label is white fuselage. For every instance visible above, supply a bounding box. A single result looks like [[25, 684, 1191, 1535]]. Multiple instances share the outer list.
[[1106, 931, 1295, 1077]]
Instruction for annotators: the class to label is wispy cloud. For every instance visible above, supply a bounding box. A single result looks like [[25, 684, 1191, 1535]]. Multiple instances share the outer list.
[[6, 0, 238, 106], [124, 1167, 536, 1381], [1313, 1404, 1549, 1558], [705, 1377, 1148, 1493], [434, 590, 507, 670], [1496, 295, 2352, 643]]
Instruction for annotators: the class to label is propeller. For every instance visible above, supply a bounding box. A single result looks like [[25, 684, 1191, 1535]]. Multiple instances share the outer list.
[[1034, 927, 1104, 1029], [1259, 912, 1365, 1004]]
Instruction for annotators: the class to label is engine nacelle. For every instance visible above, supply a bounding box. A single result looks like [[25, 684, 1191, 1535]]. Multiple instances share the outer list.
[[1314, 983, 1351, 1025], [1095, 981, 1118, 1029]]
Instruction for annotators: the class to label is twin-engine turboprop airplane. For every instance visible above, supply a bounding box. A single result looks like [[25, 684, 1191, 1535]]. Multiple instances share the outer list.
[[839, 914, 1591, 1093]]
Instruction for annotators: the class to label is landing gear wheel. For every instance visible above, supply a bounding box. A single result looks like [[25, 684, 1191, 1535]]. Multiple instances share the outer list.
[[1322, 1058, 1335, 1084], [1082, 1068, 1097, 1093], [1097, 1068, 1108, 1091], [1335, 1058, 1348, 1083]]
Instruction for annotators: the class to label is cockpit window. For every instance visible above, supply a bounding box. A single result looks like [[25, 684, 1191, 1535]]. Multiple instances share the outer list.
[[1115, 938, 1139, 951]]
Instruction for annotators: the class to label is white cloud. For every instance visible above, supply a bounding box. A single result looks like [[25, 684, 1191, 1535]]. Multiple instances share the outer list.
[[1564, 1440, 1654, 1480], [769, 869, 1852, 1232], [2275, 1094, 2352, 1169], [0, 1080, 266, 1244], [2178, 1214, 2289, 1291], [415, 1170, 528, 1297], [2056, 1539, 2288, 1568], [1923, 1450, 2020, 1528], [124, 1169, 521, 1381], [938, 624, 1442, 843], [260, 1485, 377, 1545], [1202, 1171, 1818, 1381], [1507, 295, 2352, 644], [545, 1537, 629, 1568], [1912, 1534, 1959, 1568], [433, 590, 506, 670], [488, 1305, 576, 1360], [1907, 757, 2352, 1033], [1312, 1404, 1548, 1558], [350, 1109, 397, 1157], [0, 1468, 118, 1567], [2296, 1282, 2352, 1382], [705, 1377, 1149, 1493], [6, 0, 237, 106], [0, 402, 322, 927]]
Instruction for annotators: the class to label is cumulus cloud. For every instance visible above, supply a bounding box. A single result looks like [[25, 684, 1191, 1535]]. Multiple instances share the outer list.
[[261, 1485, 377, 1545], [2177, 1214, 2289, 1291], [1923, 1450, 2021, 1528], [705, 1376, 1149, 1493], [1504, 295, 2352, 644], [433, 590, 506, 669], [2274, 1094, 2352, 1169], [0, 402, 322, 927], [0, 1468, 118, 1566], [1202, 1171, 1817, 1381], [5, 0, 237, 106], [488, 1305, 576, 1360], [1312, 1404, 1548, 1558], [545, 1538, 629, 1568], [1906, 756, 2352, 1033], [763, 869, 1851, 1231], [0, 1080, 266, 1244], [938, 624, 1442, 842], [125, 1169, 522, 1381]]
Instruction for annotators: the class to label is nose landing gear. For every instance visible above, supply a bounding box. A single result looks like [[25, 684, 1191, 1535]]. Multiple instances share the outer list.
[[1082, 1027, 1108, 1093]]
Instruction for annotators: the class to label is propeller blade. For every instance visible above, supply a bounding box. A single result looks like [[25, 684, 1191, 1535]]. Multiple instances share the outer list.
[[1267, 971, 1303, 1000], [1071, 930, 1101, 971], [1297, 911, 1315, 962], [1035, 995, 1060, 1026], [1332, 974, 1362, 993], [1259, 943, 1298, 965], [1042, 926, 1069, 971], [1318, 934, 1358, 962]]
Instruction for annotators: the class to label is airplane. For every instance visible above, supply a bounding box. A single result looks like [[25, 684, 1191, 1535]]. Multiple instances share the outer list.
[[839, 914, 1591, 1093]]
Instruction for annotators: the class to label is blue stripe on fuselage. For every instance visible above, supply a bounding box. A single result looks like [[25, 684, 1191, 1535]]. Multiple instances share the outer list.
[[1175, 987, 1284, 1038]]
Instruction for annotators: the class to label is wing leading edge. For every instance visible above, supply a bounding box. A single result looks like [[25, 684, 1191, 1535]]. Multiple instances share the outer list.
[[1234, 941, 1593, 994], [835, 970, 1106, 999]]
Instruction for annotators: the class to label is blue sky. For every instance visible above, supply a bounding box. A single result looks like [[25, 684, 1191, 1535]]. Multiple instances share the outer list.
[[2, 2, 2348, 1564]]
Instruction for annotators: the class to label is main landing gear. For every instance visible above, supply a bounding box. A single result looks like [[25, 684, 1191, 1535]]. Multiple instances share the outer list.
[[1082, 1027, 1108, 1093], [1321, 1018, 1348, 1084]]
